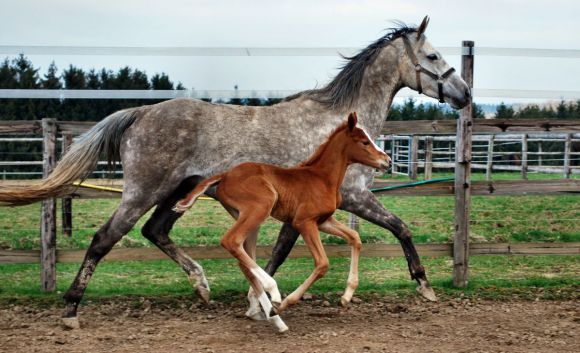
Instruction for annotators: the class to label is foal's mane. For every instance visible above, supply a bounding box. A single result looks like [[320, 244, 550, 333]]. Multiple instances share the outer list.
[[298, 120, 350, 167], [284, 23, 416, 110]]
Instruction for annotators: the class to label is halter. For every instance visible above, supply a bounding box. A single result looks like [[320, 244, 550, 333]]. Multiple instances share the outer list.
[[402, 35, 455, 103]]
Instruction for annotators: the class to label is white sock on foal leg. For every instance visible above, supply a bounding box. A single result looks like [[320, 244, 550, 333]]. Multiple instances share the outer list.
[[256, 291, 288, 332], [245, 287, 266, 321], [250, 266, 282, 306]]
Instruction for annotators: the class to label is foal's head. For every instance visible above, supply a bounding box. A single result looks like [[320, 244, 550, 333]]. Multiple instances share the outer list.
[[342, 112, 391, 171]]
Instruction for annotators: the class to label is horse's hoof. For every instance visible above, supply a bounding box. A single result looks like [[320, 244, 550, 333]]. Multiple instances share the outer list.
[[416, 283, 438, 302], [340, 296, 350, 308], [196, 284, 211, 304], [61, 316, 80, 330]]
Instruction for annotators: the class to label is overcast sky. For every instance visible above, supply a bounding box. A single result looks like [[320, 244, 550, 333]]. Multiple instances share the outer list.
[[1, 0, 579, 104]]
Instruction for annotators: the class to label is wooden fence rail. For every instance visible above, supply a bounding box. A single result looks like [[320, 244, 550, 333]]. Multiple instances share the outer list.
[[2, 119, 580, 136], [1, 242, 578, 264]]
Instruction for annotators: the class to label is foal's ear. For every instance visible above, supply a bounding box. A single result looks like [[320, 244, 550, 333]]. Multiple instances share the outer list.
[[417, 16, 429, 39], [347, 112, 358, 132]]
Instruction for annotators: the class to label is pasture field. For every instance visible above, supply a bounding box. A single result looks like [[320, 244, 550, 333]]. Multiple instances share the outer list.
[[1, 173, 578, 250], [0, 255, 578, 302], [0, 173, 578, 353]]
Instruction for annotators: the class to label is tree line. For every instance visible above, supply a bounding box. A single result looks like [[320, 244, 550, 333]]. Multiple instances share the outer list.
[[2, 55, 580, 122], [1, 55, 579, 178]]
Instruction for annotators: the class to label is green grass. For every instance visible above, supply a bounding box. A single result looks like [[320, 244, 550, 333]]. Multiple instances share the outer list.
[[0, 255, 578, 304], [0, 171, 578, 250]]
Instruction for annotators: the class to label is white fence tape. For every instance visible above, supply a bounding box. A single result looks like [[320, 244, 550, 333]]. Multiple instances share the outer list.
[[1, 88, 579, 100], [1, 46, 579, 58]]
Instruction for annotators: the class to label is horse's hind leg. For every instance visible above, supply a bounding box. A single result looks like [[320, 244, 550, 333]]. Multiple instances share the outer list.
[[141, 176, 210, 302], [62, 201, 152, 329]]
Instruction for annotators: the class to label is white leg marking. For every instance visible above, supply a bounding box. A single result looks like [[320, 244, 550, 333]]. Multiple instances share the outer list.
[[245, 287, 266, 321], [250, 266, 281, 304]]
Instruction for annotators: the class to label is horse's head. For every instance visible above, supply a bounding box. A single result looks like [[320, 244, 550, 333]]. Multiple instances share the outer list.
[[397, 16, 470, 109], [344, 112, 391, 171]]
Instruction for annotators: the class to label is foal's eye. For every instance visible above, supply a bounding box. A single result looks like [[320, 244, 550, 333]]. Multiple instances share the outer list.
[[427, 54, 438, 61], [362, 141, 370, 146]]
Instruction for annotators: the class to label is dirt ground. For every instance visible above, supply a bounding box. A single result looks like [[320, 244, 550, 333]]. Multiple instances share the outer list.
[[0, 297, 578, 353]]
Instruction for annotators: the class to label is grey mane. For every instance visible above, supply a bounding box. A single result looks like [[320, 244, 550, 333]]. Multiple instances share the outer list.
[[284, 23, 417, 110]]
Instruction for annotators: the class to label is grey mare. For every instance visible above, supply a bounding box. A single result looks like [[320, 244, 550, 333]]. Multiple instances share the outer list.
[[0, 17, 469, 328]]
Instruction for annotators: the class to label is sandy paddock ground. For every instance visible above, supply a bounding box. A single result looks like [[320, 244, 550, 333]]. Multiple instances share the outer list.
[[0, 296, 578, 353]]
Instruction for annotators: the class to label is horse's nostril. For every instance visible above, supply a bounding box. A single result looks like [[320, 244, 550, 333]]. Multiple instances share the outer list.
[[465, 88, 471, 99]]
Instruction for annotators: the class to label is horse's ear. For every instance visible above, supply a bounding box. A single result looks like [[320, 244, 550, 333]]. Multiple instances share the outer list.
[[417, 16, 429, 39], [348, 112, 358, 132]]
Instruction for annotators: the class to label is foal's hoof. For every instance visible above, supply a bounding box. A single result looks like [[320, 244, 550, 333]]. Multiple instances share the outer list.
[[340, 296, 350, 308], [416, 283, 438, 302], [245, 309, 267, 321], [268, 315, 289, 333], [61, 316, 80, 330]]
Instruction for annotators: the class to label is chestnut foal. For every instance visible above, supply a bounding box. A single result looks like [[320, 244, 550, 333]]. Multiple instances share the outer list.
[[173, 112, 390, 332]]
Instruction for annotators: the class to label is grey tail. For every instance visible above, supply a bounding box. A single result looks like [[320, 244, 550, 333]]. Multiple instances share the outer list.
[[0, 108, 140, 206]]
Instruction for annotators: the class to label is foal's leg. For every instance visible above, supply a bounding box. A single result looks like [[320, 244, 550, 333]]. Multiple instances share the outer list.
[[221, 206, 265, 320], [341, 189, 436, 301], [220, 211, 287, 332], [141, 176, 210, 302], [318, 216, 362, 307], [278, 221, 329, 314], [242, 228, 268, 320]]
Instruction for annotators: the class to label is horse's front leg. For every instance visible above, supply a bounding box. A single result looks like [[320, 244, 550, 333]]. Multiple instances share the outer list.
[[318, 216, 361, 307], [264, 223, 300, 276], [340, 189, 437, 301], [278, 221, 329, 314]]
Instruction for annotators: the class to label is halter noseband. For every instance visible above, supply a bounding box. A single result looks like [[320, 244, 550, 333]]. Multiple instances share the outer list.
[[402, 35, 455, 104]]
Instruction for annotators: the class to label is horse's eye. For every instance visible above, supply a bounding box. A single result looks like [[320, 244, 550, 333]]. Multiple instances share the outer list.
[[427, 54, 438, 61], [362, 141, 370, 146]]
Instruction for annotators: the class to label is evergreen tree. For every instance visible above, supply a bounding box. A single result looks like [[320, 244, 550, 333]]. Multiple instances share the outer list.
[[39, 62, 62, 119], [151, 73, 174, 90], [41, 62, 61, 89], [494, 102, 515, 119]]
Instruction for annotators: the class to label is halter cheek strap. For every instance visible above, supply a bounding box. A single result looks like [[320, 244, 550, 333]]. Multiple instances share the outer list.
[[402, 35, 456, 103]]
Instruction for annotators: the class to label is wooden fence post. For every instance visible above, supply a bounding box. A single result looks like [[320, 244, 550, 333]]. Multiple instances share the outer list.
[[521, 134, 528, 180], [41, 118, 57, 292], [409, 135, 419, 180], [61, 133, 73, 237], [486, 135, 494, 181], [563, 133, 572, 179], [348, 213, 359, 231], [453, 41, 474, 288], [424, 136, 433, 180]]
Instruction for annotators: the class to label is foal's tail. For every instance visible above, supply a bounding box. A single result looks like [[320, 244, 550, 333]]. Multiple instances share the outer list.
[[0, 108, 140, 206], [172, 174, 223, 213]]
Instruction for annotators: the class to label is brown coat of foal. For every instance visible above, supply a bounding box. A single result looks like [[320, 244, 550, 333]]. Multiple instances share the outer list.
[[173, 112, 390, 332]]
